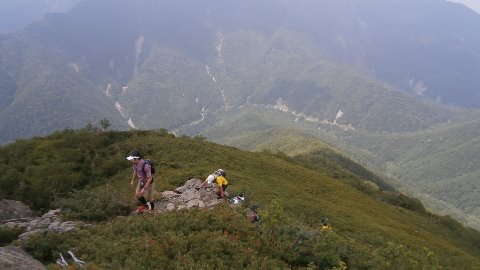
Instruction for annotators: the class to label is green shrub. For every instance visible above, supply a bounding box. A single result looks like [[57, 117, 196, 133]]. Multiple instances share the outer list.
[[2, 130, 480, 269], [377, 242, 442, 270], [0, 227, 25, 246], [21, 232, 65, 264], [380, 193, 427, 213], [58, 188, 131, 221]]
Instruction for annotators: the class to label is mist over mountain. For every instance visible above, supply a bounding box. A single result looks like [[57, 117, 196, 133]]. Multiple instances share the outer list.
[[449, 0, 480, 14], [1, 0, 480, 229], [0, 0, 81, 33]]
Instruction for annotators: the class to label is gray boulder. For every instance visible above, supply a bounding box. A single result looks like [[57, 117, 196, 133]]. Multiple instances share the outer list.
[[180, 189, 201, 202], [157, 179, 225, 213], [0, 202, 80, 241], [0, 246, 45, 270], [0, 200, 36, 224]]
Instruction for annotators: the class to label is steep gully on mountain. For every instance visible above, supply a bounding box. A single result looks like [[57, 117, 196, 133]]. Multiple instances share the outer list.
[[103, 33, 354, 133]]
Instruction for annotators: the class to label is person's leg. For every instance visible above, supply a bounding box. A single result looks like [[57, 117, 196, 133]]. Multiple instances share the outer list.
[[134, 182, 148, 213], [217, 184, 227, 198], [135, 181, 147, 204], [221, 184, 228, 197], [145, 182, 155, 210]]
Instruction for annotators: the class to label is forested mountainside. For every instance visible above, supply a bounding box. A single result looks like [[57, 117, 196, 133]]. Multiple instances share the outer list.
[[1, 0, 479, 143]]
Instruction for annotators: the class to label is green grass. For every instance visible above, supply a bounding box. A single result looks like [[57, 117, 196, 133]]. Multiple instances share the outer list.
[[201, 105, 480, 230], [1, 129, 479, 269]]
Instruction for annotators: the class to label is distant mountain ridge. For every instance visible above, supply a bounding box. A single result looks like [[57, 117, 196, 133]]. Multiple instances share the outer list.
[[1, 0, 480, 143]]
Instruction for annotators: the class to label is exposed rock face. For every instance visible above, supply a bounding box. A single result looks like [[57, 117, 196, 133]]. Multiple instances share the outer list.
[[157, 178, 227, 212], [18, 210, 78, 240], [0, 200, 36, 223], [0, 201, 79, 241], [0, 246, 45, 270], [0, 200, 83, 268]]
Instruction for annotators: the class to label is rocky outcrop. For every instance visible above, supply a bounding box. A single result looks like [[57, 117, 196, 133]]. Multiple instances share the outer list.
[[0, 200, 36, 224], [0, 201, 80, 241], [0, 246, 45, 270], [0, 181, 230, 269], [156, 178, 227, 212]]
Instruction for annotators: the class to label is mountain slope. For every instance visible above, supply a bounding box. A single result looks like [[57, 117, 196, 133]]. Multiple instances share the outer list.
[[0, 0, 479, 242], [199, 106, 480, 230], [0, 32, 129, 143], [279, 0, 480, 107], [123, 27, 460, 133], [1, 0, 479, 143], [348, 117, 480, 225], [1, 130, 480, 268]]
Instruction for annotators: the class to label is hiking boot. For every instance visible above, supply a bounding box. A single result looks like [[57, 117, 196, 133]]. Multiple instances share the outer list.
[[135, 204, 148, 214]]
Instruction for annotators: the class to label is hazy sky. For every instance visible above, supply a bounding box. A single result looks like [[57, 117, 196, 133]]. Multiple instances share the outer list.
[[449, 0, 480, 14]]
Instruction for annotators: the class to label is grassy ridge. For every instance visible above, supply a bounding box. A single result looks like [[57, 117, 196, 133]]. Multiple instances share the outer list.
[[1, 130, 479, 268], [344, 117, 480, 228], [201, 105, 480, 230]]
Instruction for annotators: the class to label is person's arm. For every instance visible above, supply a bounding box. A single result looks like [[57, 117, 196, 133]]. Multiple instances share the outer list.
[[130, 170, 136, 186], [200, 175, 214, 189]]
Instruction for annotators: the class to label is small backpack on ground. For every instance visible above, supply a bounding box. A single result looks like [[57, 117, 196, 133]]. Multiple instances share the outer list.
[[230, 194, 245, 205], [248, 211, 259, 223], [248, 204, 260, 223]]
